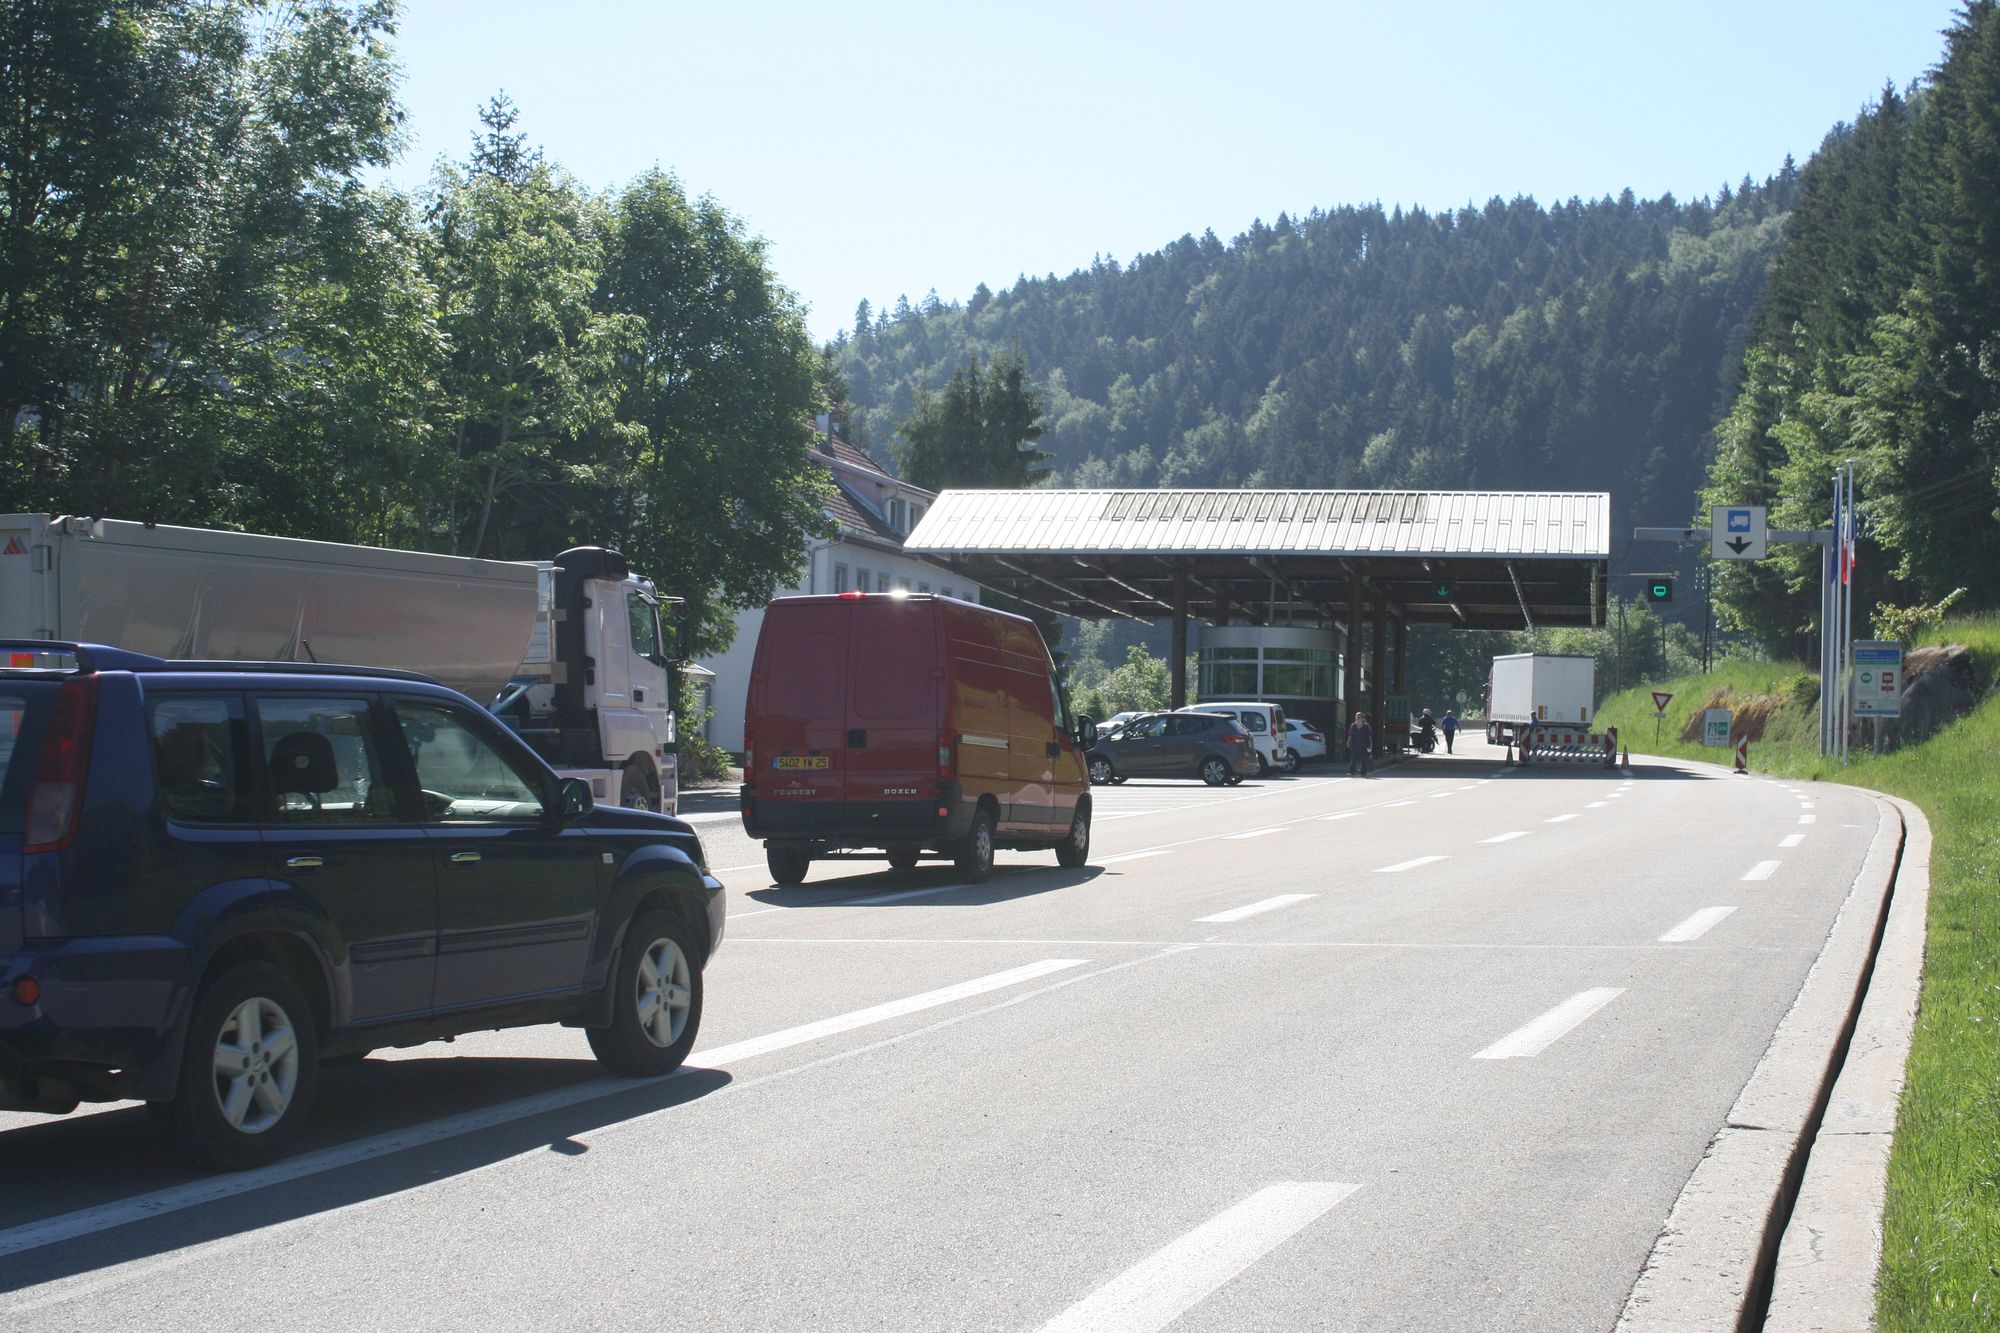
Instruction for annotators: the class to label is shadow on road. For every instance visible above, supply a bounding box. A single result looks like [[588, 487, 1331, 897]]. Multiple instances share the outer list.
[[0, 1054, 733, 1293], [738, 863, 1105, 907]]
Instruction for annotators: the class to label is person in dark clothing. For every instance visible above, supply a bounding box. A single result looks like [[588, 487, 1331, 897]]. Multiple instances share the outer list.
[[1441, 709, 1458, 754], [1345, 711, 1372, 776]]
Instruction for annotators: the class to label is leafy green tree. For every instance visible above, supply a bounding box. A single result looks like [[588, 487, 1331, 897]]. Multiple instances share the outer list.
[[596, 168, 831, 656], [1072, 643, 1173, 718], [892, 350, 1051, 490]]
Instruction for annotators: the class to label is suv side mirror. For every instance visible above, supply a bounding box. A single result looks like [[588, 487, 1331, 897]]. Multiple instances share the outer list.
[[1075, 716, 1097, 749], [559, 777, 594, 821]]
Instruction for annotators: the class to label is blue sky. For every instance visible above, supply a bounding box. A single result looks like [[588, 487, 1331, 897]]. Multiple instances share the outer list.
[[381, 2, 1965, 343]]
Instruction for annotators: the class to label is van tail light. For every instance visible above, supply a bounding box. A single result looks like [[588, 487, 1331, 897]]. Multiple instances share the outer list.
[[938, 731, 955, 778], [25, 674, 98, 853]]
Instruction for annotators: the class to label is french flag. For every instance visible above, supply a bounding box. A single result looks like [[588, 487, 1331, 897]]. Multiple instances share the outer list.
[[1839, 504, 1857, 586]]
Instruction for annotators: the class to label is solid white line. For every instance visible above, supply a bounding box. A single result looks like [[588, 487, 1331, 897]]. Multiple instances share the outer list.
[[843, 884, 979, 906], [1428, 791, 1456, 799], [0, 959, 1088, 1262], [1385, 800, 1417, 808], [1317, 811, 1363, 821], [1196, 894, 1319, 924], [1375, 856, 1446, 873], [1779, 833, 1805, 849], [1799, 814, 1816, 825], [1742, 860, 1781, 882], [1545, 813, 1579, 823], [1037, 1182, 1362, 1333], [1098, 850, 1172, 865], [1473, 987, 1625, 1059], [698, 959, 1089, 1065], [712, 861, 767, 875], [1480, 831, 1530, 844], [674, 810, 740, 825], [726, 906, 785, 920], [1226, 827, 1285, 840], [1659, 906, 1738, 943]]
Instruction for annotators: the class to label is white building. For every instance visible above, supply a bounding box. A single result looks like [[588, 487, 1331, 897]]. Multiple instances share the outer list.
[[695, 420, 983, 755]]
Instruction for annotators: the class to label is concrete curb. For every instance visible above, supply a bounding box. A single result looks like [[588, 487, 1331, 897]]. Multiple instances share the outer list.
[[1617, 760, 1912, 1331], [1764, 794, 1930, 1331]]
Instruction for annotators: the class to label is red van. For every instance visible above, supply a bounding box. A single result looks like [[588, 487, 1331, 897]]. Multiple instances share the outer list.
[[740, 592, 1096, 885]]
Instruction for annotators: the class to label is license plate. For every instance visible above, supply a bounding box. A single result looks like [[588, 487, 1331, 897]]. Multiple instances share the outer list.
[[773, 755, 829, 770]]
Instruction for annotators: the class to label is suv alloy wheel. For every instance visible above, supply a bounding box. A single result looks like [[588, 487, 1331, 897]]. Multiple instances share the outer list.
[[588, 910, 703, 1076], [153, 962, 321, 1171]]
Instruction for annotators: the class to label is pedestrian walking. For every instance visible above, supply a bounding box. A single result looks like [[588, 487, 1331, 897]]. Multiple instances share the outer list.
[[1441, 709, 1458, 754], [1345, 711, 1373, 776]]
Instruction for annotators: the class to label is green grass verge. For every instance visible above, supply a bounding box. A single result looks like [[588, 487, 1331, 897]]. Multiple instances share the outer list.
[[1596, 615, 2000, 1327]]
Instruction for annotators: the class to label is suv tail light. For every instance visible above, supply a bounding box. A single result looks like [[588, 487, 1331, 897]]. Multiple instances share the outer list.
[[25, 674, 98, 853]]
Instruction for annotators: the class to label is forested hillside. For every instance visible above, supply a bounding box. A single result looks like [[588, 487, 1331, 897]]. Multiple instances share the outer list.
[[1705, 1, 2000, 655], [832, 178, 1795, 586]]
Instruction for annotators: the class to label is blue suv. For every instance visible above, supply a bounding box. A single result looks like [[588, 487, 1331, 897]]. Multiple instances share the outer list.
[[0, 642, 724, 1169]]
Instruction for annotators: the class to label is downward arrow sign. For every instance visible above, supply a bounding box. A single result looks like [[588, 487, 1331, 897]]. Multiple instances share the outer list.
[[1726, 537, 1752, 554]]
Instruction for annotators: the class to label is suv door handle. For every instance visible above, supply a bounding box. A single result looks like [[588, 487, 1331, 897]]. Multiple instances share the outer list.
[[285, 856, 323, 870], [449, 851, 482, 864]]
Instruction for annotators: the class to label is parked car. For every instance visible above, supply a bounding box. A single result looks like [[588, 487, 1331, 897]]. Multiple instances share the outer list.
[[741, 593, 1095, 886], [0, 642, 724, 1170], [1176, 701, 1289, 775], [1098, 710, 1143, 738], [1279, 718, 1328, 770], [1086, 711, 1259, 786]]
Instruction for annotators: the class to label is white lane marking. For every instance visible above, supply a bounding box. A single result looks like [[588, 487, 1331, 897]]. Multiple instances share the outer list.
[[1801, 801, 1816, 810], [1226, 827, 1285, 840], [1428, 791, 1456, 799], [1481, 831, 1530, 844], [698, 959, 1088, 1065], [1098, 850, 1172, 865], [844, 884, 980, 906], [1457, 785, 1480, 792], [674, 810, 741, 825], [1659, 906, 1738, 943], [1197, 894, 1319, 924], [726, 906, 785, 920], [1317, 811, 1363, 821], [1385, 800, 1418, 808], [712, 861, 767, 875], [1037, 1182, 1362, 1333], [0, 959, 1088, 1262], [1799, 814, 1816, 825], [1586, 801, 1608, 808], [1779, 833, 1805, 849], [1742, 860, 1781, 881], [1603, 793, 1626, 799], [1545, 813, 1579, 823], [1375, 856, 1446, 873], [1473, 987, 1625, 1059]]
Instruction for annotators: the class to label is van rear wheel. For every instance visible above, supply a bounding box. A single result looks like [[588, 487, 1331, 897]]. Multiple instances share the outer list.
[[767, 846, 810, 886], [1056, 803, 1090, 868], [955, 808, 995, 883]]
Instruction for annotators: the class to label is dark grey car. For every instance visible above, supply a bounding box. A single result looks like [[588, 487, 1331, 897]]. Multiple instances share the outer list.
[[1084, 711, 1260, 786]]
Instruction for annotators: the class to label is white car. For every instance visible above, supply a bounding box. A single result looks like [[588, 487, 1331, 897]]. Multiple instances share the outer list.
[[1279, 718, 1328, 770], [1177, 701, 1288, 775]]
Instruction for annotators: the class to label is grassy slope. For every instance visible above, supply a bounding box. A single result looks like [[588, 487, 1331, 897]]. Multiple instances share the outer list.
[[1594, 616, 2000, 1328]]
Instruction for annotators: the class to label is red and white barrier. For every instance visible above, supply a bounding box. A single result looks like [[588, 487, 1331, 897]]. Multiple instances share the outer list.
[[1518, 727, 1620, 769]]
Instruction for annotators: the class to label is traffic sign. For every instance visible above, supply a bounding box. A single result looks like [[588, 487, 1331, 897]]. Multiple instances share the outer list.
[[1852, 641, 1904, 718], [1650, 690, 1673, 714], [1711, 504, 1768, 560], [1703, 708, 1732, 747]]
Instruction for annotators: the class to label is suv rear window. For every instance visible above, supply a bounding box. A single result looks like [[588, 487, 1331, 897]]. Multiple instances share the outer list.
[[0, 685, 55, 835]]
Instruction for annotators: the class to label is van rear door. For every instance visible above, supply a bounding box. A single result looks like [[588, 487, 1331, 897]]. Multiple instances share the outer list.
[[844, 599, 939, 832], [749, 600, 851, 811]]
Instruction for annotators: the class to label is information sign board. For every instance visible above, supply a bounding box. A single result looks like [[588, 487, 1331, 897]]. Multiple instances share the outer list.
[[1702, 708, 1733, 747], [1710, 505, 1768, 560], [1851, 641, 1904, 718]]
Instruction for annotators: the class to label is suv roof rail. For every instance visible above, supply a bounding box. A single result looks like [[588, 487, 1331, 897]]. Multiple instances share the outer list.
[[0, 639, 167, 673], [162, 659, 439, 684]]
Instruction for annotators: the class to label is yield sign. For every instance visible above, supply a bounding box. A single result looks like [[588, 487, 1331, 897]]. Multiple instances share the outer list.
[[1650, 690, 1674, 713], [1711, 505, 1768, 559]]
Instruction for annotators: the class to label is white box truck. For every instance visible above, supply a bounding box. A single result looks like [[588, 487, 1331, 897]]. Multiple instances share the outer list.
[[0, 514, 683, 812], [1485, 653, 1596, 746]]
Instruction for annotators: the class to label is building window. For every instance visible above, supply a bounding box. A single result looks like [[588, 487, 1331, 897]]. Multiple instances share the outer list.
[[889, 498, 905, 531], [912, 505, 925, 527], [896, 576, 910, 590], [940, 587, 952, 599], [918, 582, 929, 593], [877, 572, 890, 592], [834, 564, 849, 592], [856, 567, 870, 593]]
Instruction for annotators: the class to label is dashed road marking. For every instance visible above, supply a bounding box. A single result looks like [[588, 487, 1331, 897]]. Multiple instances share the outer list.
[[1375, 855, 1446, 873], [1481, 832, 1530, 844], [1196, 894, 1320, 924], [1659, 906, 1738, 943], [1546, 813, 1579, 824], [1779, 833, 1805, 849], [1742, 860, 1781, 882], [1474, 988, 1625, 1060]]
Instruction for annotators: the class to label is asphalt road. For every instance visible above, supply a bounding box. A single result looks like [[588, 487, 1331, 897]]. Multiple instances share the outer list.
[[0, 740, 1882, 1331]]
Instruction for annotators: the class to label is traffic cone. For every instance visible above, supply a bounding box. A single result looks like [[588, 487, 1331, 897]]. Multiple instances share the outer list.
[[1733, 737, 1749, 774], [1619, 743, 1629, 767]]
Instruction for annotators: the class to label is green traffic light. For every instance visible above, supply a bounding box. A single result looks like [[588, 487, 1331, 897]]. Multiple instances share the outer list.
[[1433, 581, 1453, 600]]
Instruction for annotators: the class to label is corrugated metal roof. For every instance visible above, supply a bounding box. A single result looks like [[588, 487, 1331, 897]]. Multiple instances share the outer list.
[[904, 489, 1611, 559]]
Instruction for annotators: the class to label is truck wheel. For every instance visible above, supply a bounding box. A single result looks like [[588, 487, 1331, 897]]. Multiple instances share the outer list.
[[955, 807, 995, 883], [620, 762, 660, 812], [1201, 756, 1231, 786], [1087, 756, 1115, 785], [1055, 803, 1091, 868], [767, 846, 810, 886], [152, 962, 320, 1171], [587, 910, 703, 1077]]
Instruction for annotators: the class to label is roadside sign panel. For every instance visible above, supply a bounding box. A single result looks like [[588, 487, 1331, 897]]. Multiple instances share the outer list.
[[1852, 641, 1904, 718], [1650, 690, 1673, 715], [1703, 708, 1732, 747], [1710, 505, 1768, 560]]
